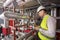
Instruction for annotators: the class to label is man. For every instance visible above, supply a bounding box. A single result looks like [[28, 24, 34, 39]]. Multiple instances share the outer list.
[[34, 6, 56, 40]]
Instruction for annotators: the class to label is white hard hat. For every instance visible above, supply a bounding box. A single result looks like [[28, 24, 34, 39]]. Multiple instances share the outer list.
[[37, 6, 46, 13]]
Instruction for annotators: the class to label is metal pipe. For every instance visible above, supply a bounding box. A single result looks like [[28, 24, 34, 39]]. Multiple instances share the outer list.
[[3, 0, 35, 7], [3, 0, 13, 7], [3, 11, 29, 19], [37, 0, 42, 5]]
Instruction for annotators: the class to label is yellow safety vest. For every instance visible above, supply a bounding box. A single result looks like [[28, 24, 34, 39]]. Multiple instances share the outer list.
[[38, 14, 50, 40]]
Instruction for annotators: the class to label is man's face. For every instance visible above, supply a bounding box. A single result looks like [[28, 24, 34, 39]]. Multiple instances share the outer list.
[[38, 10, 45, 17]]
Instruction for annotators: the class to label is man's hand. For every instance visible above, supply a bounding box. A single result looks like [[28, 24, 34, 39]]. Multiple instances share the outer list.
[[34, 27, 40, 30]]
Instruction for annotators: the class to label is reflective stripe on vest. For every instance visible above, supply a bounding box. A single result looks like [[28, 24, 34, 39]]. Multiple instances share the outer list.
[[38, 15, 50, 40]]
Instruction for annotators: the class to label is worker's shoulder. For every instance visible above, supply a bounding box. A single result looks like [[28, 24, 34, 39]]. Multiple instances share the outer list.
[[48, 16, 56, 21], [49, 16, 56, 19]]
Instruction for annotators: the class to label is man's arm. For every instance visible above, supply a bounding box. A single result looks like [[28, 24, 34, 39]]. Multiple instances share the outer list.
[[39, 17, 56, 38]]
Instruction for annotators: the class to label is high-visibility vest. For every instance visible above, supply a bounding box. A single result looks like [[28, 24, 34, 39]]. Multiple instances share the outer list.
[[38, 14, 50, 40]]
